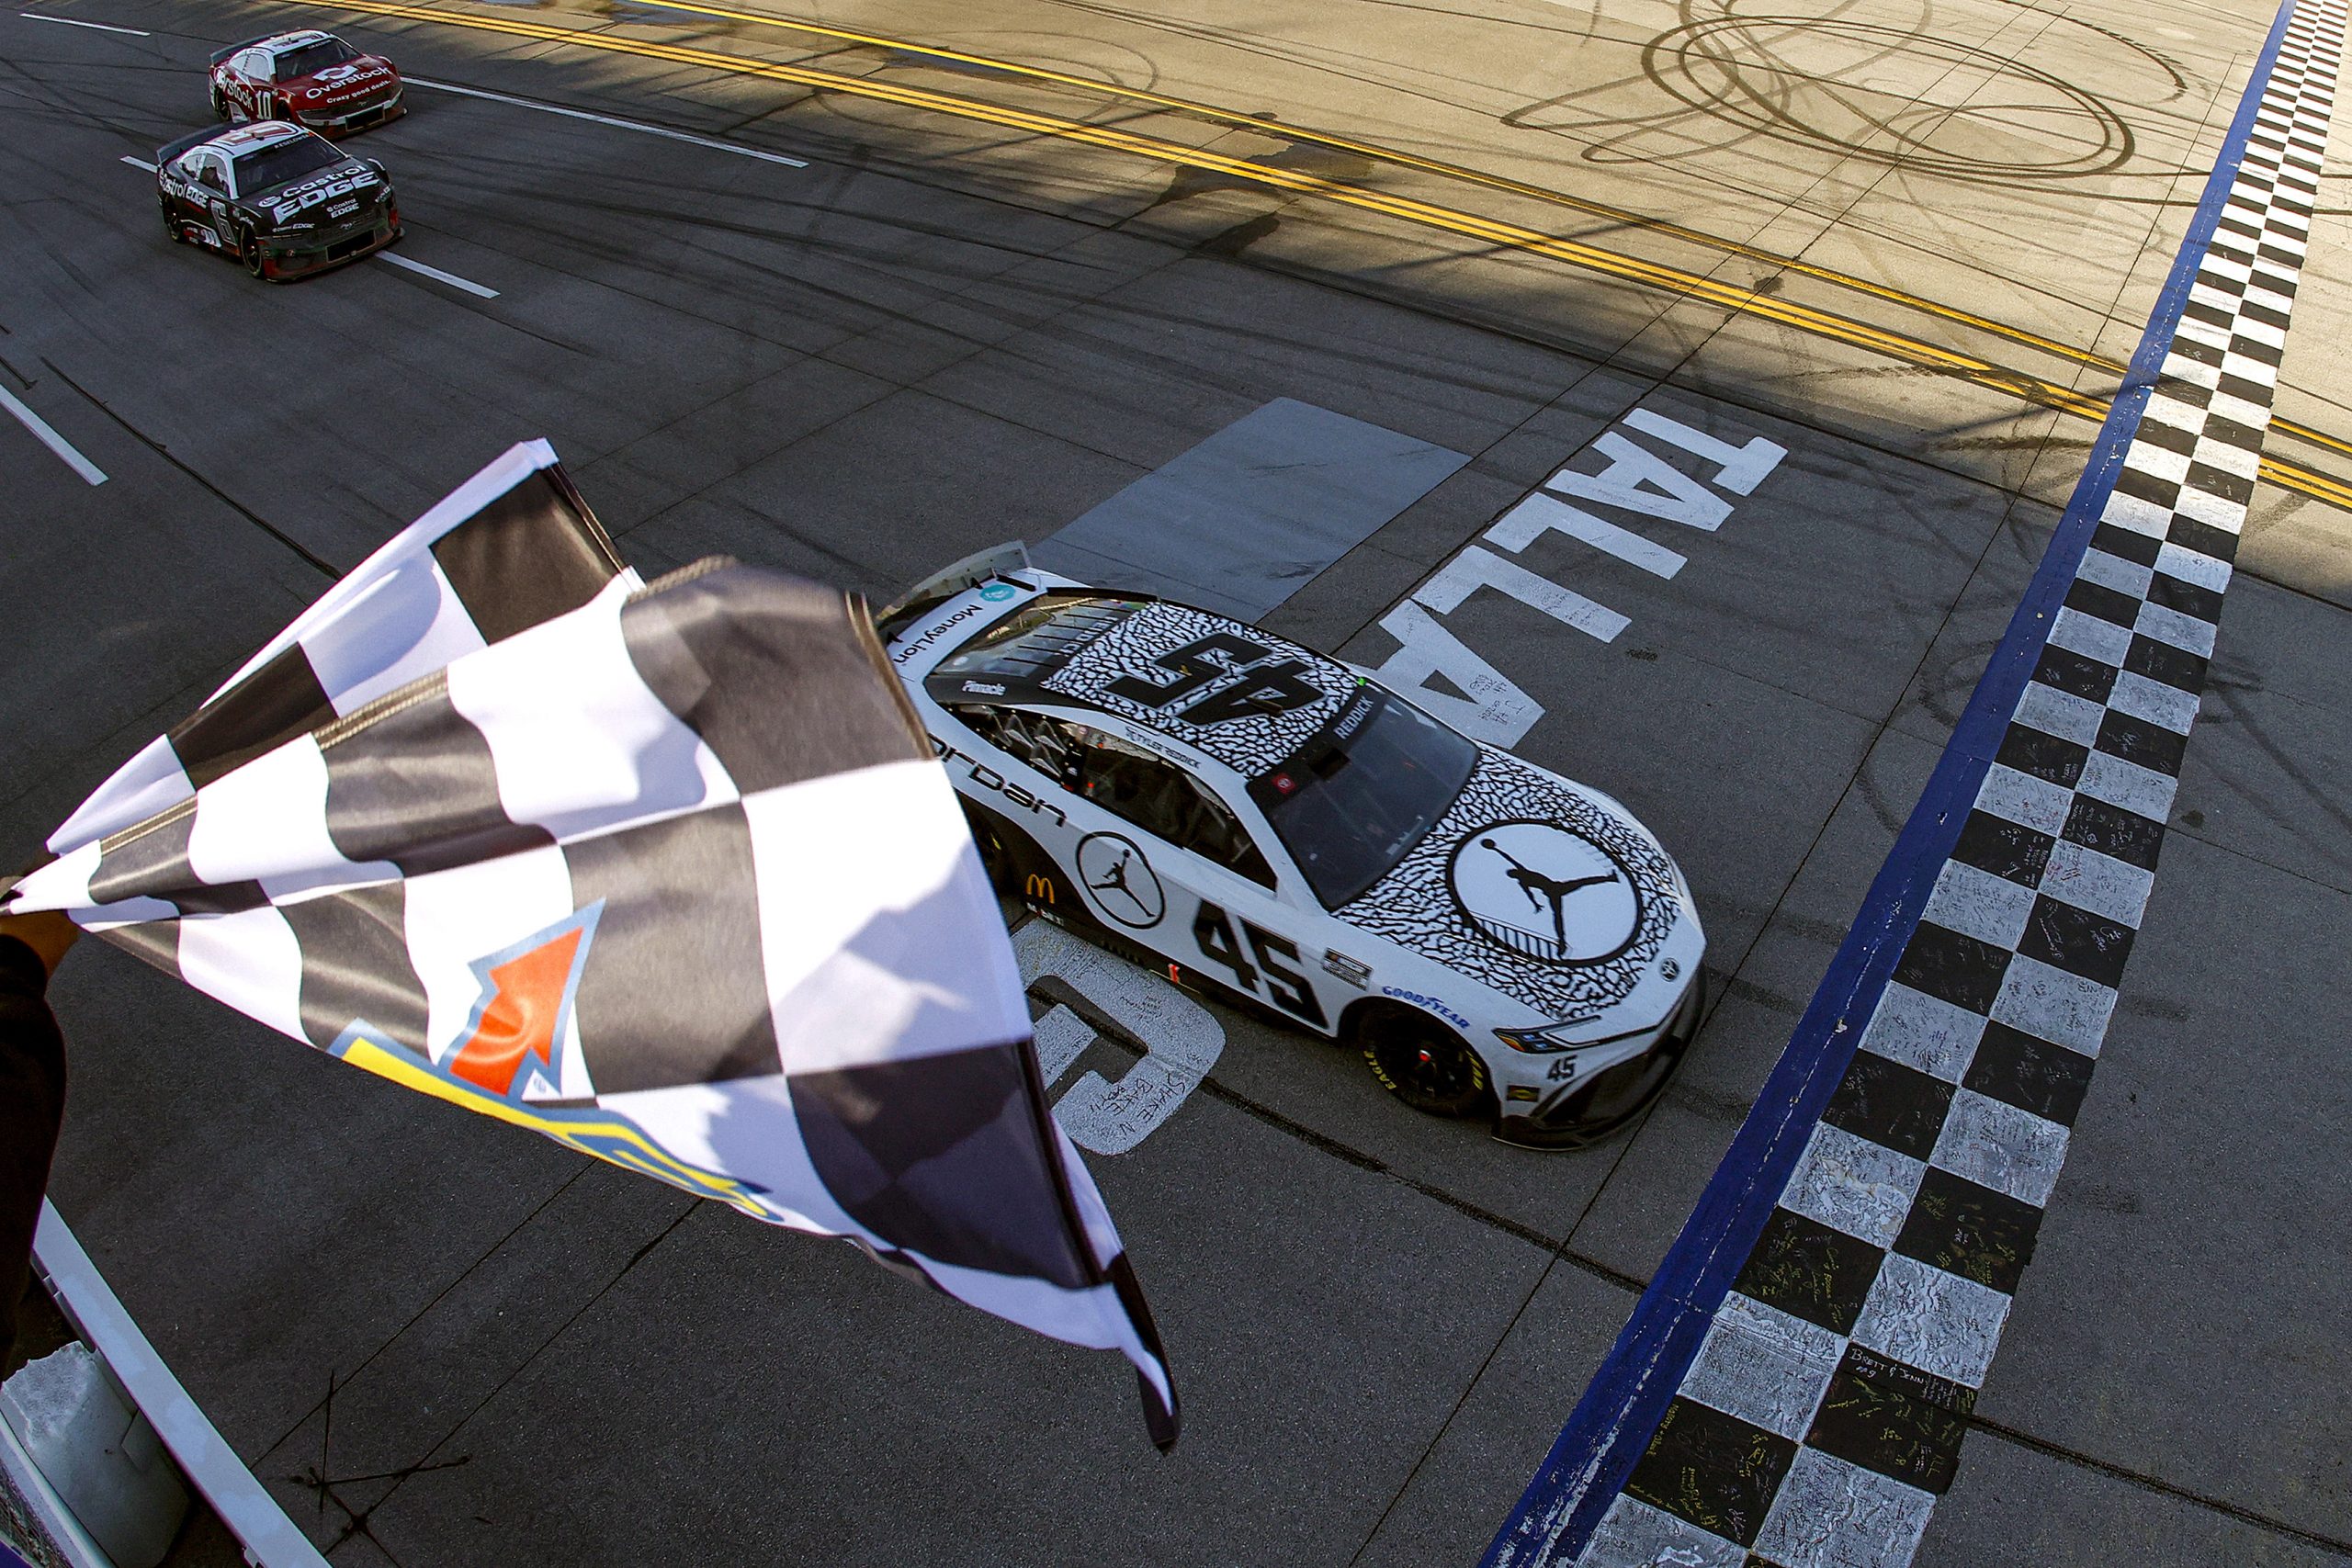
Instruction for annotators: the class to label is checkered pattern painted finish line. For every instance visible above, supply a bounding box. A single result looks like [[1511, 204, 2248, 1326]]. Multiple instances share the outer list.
[[1574, 7, 2345, 1566]]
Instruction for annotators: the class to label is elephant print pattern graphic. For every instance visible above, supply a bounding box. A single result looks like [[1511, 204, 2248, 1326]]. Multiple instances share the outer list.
[[1042, 604, 1358, 777], [1339, 749, 1678, 1019]]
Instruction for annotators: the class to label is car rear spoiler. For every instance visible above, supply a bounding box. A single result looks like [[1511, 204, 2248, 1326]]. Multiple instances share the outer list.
[[209, 35, 275, 66], [873, 542, 1034, 637], [155, 125, 238, 164]]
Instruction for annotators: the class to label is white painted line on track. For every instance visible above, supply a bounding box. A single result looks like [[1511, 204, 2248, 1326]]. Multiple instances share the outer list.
[[119, 153, 153, 170], [0, 383, 107, 485], [20, 11, 148, 32], [36, 1203, 331, 1567], [376, 250, 501, 298], [406, 76, 808, 167]]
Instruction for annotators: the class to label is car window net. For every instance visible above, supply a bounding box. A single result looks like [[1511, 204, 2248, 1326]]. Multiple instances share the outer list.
[[976, 708, 1080, 787]]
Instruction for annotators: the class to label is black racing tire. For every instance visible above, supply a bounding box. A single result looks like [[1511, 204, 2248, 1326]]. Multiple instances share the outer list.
[[969, 809, 1016, 896], [1360, 1006, 1491, 1118], [161, 197, 184, 243], [239, 224, 267, 280], [210, 87, 229, 121]]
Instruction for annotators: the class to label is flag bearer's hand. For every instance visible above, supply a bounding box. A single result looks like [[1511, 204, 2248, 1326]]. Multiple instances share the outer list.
[[0, 911, 78, 978]]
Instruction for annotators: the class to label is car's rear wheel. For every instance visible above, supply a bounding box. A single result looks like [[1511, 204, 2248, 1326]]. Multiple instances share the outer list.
[[160, 197, 184, 243], [239, 225, 268, 280], [1360, 1006, 1490, 1118], [209, 86, 229, 121]]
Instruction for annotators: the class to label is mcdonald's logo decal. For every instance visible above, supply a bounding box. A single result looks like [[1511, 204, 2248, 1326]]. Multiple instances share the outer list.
[[1024, 873, 1057, 905]]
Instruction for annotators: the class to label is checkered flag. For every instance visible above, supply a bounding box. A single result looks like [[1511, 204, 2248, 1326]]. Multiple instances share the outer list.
[[5, 457, 1179, 1447], [48, 442, 639, 852]]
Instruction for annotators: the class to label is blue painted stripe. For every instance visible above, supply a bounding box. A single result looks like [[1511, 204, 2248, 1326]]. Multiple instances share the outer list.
[[1481, 3, 2305, 1561]]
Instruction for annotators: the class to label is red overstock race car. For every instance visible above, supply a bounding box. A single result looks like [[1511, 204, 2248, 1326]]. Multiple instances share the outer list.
[[208, 29, 405, 135]]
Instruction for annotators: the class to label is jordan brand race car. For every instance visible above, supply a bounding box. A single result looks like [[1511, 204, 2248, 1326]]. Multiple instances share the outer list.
[[880, 546, 1707, 1150], [209, 29, 405, 135], [156, 121, 401, 281]]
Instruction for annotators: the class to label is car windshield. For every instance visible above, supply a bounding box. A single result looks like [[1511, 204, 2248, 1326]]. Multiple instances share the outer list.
[[275, 39, 358, 80], [1253, 687, 1476, 908], [232, 135, 344, 196]]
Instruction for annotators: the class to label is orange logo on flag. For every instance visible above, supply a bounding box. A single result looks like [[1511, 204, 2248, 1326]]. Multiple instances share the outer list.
[[447, 908, 599, 1098]]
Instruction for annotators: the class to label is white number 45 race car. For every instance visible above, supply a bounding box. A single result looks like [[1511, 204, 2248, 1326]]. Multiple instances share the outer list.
[[881, 546, 1707, 1150]]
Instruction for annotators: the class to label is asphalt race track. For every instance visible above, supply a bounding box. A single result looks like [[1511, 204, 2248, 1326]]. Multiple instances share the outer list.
[[2, 0, 2349, 1563]]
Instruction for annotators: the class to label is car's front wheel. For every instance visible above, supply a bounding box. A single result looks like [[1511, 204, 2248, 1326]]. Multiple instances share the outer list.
[[1359, 1006, 1490, 1118], [969, 808, 1016, 895]]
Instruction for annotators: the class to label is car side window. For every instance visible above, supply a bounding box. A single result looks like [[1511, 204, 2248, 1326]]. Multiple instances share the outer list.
[[234, 50, 266, 78], [960, 706, 1080, 789], [194, 155, 226, 193], [1076, 726, 1275, 886], [956, 706, 1274, 886]]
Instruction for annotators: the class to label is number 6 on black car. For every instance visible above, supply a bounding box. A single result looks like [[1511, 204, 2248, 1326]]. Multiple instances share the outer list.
[[879, 545, 1709, 1151], [154, 122, 401, 282]]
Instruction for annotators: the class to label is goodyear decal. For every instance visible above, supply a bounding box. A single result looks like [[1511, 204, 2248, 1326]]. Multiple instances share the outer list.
[[1382, 985, 1470, 1030]]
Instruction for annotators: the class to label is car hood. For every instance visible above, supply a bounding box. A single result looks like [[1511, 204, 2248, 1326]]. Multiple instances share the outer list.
[[288, 58, 398, 103], [1333, 746, 1695, 1025], [252, 158, 378, 212]]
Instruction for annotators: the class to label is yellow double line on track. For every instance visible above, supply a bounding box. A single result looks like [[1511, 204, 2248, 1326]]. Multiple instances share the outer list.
[[307, 0, 2352, 511], [643, 0, 2352, 457]]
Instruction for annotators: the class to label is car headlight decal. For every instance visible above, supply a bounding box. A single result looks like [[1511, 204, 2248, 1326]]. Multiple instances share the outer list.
[[1494, 1024, 1577, 1054]]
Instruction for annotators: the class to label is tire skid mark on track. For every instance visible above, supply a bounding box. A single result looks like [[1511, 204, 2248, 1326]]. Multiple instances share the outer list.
[[36, 356, 336, 574], [346, 0, 2352, 477], [238, 0, 2352, 512]]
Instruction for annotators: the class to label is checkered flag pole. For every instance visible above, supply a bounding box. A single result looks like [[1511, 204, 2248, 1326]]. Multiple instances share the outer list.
[[1499, 2, 2346, 1563], [6, 509, 1178, 1445], [48, 440, 638, 856]]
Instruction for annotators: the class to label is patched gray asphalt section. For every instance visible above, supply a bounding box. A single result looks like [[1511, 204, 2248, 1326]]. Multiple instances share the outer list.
[[1031, 397, 1466, 620]]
